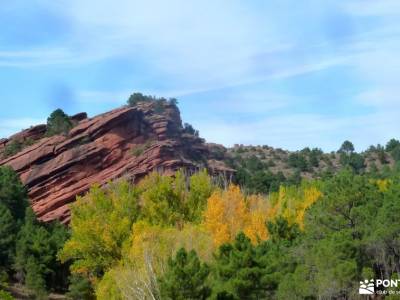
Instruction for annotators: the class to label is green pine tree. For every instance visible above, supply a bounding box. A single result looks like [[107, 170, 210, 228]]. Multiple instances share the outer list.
[[159, 248, 211, 300], [127, 92, 150, 106], [15, 209, 69, 297], [0, 204, 16, 271], [46, 109, 72, 136], [66, 275, 94, 300], [0, 166, 28, 221], [25, 257, 47, 299], [211, 233, 266, 300]]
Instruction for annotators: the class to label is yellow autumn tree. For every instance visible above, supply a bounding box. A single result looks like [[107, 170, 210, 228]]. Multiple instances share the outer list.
[[244, 195, 269, 242], [127, 221, 213, 269], [96, 221, 214, 300], [139, 169, 214, 226], [60, 169, 215, 298], [266, 181, 322, 229], [204, 185, 248, 246], [58, 180, 140, 281], [202, 181, 323, 246], [294, 185, 322, 229], [203, 185, 271, 246]]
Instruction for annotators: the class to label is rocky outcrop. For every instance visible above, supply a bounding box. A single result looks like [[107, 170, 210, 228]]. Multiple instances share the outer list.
[[0, 124, 47, 151], [0, 102, 232, 223]]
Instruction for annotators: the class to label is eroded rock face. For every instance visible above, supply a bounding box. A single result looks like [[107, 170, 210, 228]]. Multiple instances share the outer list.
[[0, 103, 232, 223]]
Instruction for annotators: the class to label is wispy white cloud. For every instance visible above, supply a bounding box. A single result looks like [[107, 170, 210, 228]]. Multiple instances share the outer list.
[[356, 89, 400, 111], [0, 46, 115, 68], [1, 0, 400, 150], [2, 1, 346, 84]]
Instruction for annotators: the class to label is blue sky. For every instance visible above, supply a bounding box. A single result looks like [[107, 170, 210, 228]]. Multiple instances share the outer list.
[[0, 0, 399, 151]]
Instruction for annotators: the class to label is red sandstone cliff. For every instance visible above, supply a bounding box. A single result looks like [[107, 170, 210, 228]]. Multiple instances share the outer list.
[[0, 102, 232, 223]]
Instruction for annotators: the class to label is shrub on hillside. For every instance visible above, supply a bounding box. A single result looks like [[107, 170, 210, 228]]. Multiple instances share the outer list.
[[2, 138, 34, 159], [46, 109, 72, 136]]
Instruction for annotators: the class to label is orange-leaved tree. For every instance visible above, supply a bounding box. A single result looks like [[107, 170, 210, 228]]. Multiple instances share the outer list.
[[203, 185, 269, 246]]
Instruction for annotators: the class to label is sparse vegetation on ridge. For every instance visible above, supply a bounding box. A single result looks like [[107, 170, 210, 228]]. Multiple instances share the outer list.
[[127, 92, 178, 108], [2, 138, 34, 159], [226, 139, 400, 195]]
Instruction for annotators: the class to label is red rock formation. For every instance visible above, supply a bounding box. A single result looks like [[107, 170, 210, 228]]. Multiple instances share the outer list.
[[0, 102, 232, 223], [0, 124, 47, 152]]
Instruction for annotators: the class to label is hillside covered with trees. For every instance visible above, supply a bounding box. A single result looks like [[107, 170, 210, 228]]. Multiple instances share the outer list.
[[1, 95, 400, 299], [1, 157, 400, 299], [227, 139, 400, 195]]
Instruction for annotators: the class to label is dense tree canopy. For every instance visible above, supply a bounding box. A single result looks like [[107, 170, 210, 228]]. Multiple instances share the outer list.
[[0, 203, 16, 271], [15, 208, 69, 298], [2, 136, 400, 299], [211, 233, 267, 299], [0, 166, 69, 299], [59, 180, 140, 280], [0, 166, 28, 220], [159, 248, 211, 300], [0, 166, 27, 274]]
